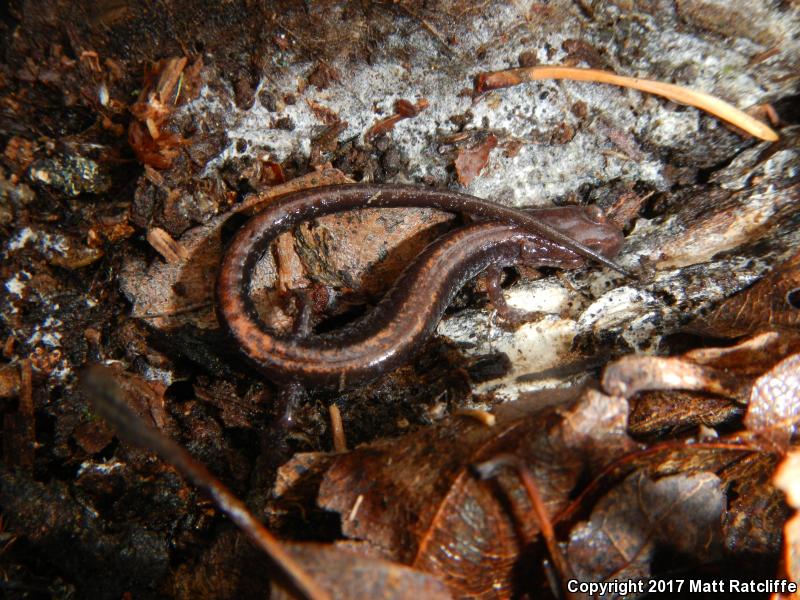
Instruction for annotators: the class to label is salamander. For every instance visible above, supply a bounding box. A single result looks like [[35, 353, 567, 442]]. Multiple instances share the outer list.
[[217, 184, 624, 388]]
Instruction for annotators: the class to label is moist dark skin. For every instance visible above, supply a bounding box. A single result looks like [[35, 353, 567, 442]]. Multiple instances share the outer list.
[[217, 184, 625, 388]]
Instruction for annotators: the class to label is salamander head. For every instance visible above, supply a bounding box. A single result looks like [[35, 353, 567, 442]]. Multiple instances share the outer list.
[[533, 205, 625, 259]]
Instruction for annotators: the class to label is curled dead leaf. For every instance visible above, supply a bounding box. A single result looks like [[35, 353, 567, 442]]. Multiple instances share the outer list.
[[602, 331, 800, 403]]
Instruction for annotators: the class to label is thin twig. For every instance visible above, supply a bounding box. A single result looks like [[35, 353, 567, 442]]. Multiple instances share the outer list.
[[82, 365, 330, 600], [389, 1, 459, 59], [475, 66, 779, 142], [134, 301, 213, 319]]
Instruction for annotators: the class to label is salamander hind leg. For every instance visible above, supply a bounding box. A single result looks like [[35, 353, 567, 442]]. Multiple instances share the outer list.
[[290, 288, 316, 338]]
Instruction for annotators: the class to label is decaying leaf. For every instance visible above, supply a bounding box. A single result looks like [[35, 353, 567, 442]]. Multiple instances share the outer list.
[[627, 390, 741, 439], [602, 330, 800, 403], [270, 543, 452, 600], [567, 471, 725, 586], [276, 387, 635, 598], [745, 353, 800, 448], [454, 134, 497, 186], [689, 250, 800, 338]]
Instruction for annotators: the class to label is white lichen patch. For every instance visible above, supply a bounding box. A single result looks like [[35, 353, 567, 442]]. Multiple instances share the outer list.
[[190, 2, 782, 204], [579, 286, 656, 334], [27, 316, 64, 348], [191, 0, 794, 210], [7, 227, 69, 256], [4, 271, 30, 297]]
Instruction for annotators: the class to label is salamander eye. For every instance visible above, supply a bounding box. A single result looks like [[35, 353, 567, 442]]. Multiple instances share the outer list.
[[585, 205, 607, 224]]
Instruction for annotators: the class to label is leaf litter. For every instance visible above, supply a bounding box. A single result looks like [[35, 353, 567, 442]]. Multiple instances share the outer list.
[[2, 1, 800, 598]]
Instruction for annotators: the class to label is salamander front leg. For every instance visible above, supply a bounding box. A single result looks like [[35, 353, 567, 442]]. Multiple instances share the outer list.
[[485, 266, 545, 327]]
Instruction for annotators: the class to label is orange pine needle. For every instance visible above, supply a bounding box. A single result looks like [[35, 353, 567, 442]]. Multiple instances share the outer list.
[[475, 66, 779, 142]]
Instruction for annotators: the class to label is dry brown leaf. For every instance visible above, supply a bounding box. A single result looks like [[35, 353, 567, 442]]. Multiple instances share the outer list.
[[303, 387, 635, 598], [602, 354, 745, 400], [628, 390, 741, 439], [689, 250, 800, 338]]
